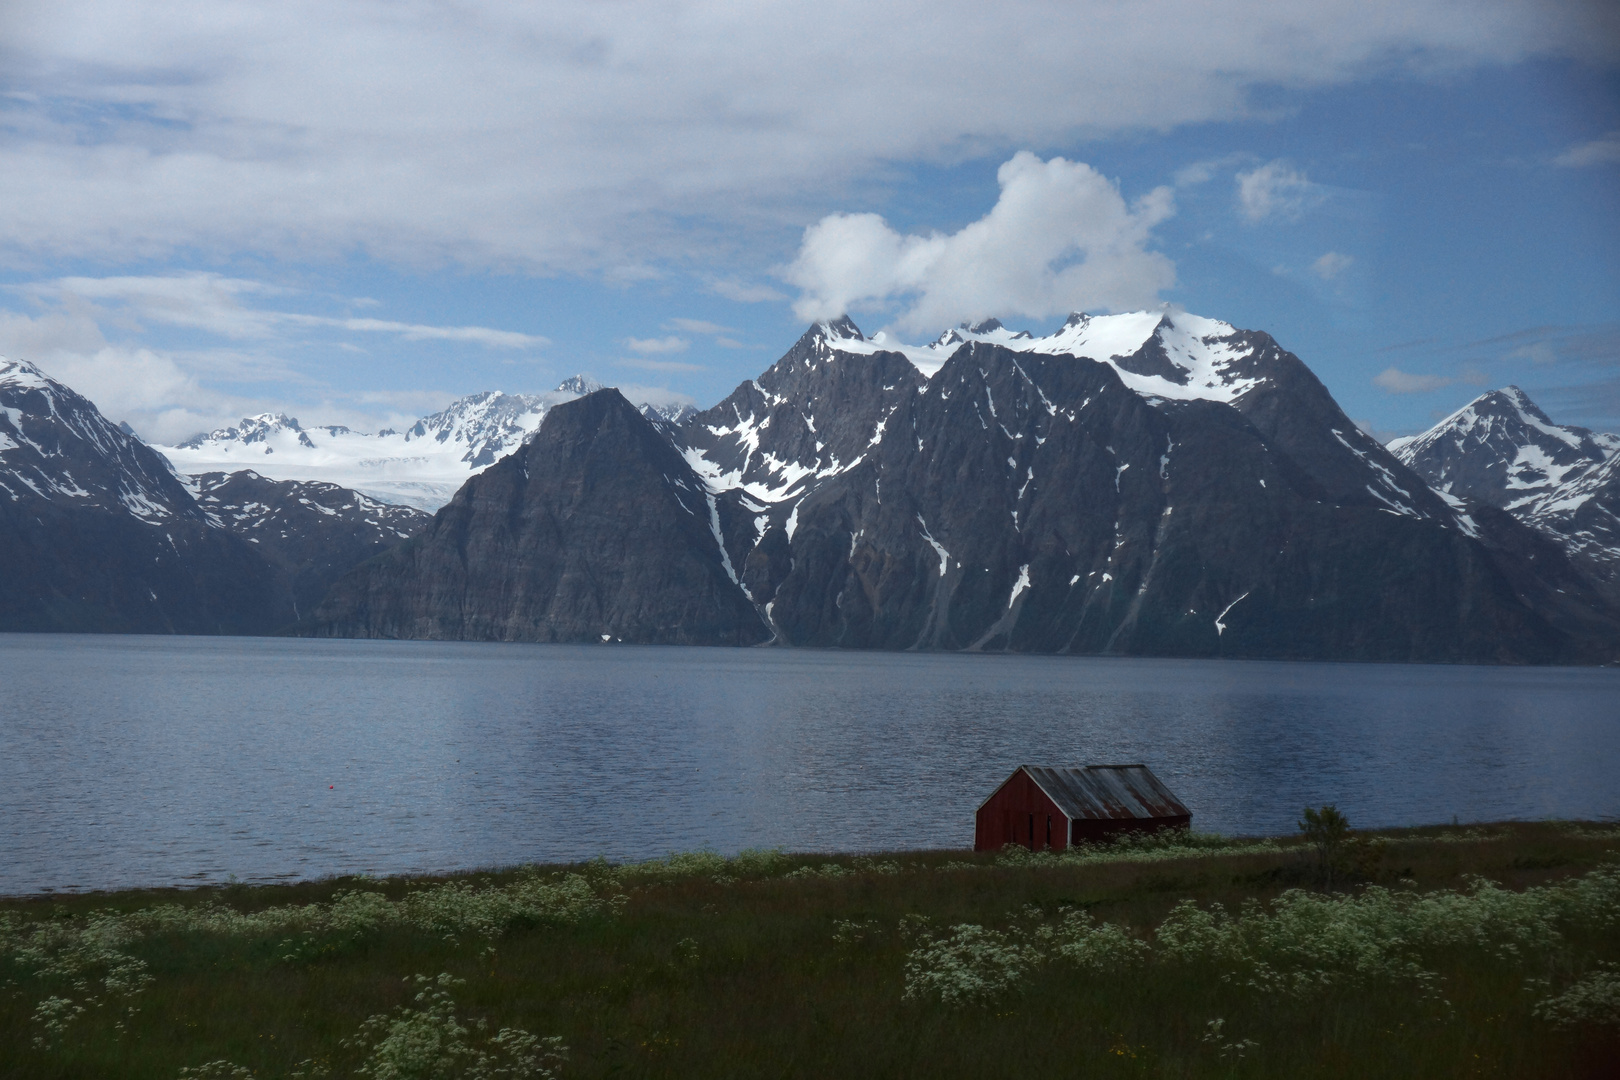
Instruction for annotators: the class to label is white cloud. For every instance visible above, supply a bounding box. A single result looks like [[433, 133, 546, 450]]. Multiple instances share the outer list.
[[616, 358, 707, 372], [1510, 342, 1559, 365], [665, 318, 735, 335], [0, 304, 255, 439], [708, 279, 789, 304], [17, 273, 543, 348], [1554, 132, 1620, 167], [612, 382, 696, 411], [296, 316, 543, 348], [1236, 161, 1319, 223], [1172, 153, 1251, 187], [785, 152, 1176, 333], [1311, 251, 1354, 280], [0, 274, 545, 441], [1373, 366, 1454, 393], [0, 1, 1608, 272], [624, 335, 689, 355]]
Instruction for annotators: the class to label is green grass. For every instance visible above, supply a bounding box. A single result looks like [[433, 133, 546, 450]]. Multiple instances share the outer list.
[[2, 822, 1618, 1079]]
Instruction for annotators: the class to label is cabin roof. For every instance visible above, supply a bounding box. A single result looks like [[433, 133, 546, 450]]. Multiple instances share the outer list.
[[995, 764, 1189, 821]]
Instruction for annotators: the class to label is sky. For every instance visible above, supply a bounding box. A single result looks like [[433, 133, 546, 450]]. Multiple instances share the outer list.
[[0, 0, 1617, 445]]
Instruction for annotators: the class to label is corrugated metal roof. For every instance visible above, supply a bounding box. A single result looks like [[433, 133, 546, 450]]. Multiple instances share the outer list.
[[1020, 764, 1189, 821]]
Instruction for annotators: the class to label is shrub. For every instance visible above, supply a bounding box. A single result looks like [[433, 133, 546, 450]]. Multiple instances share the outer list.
[[1299, 805, 1351, 888]]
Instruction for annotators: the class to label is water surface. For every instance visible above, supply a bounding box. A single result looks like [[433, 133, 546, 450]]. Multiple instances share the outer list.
[[1, 634, 1615, 894]]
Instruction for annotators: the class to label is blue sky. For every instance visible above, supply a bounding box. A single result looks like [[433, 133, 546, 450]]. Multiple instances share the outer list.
[[0, 1, 1616, 443]]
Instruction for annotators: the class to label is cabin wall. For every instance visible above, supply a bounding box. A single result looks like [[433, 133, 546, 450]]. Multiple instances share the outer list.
[[974, 770, 1068, 852]]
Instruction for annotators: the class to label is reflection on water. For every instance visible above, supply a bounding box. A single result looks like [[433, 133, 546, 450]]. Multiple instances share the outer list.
[[0, 634, 1615, 894]]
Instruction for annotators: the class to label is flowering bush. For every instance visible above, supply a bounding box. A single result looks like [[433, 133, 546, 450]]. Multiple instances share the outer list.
[[1532, 963, 1620, 1028], [347, 973, 565, 1080], [903, 863, 1620, 1010], [902, 924, 1035, 1007]]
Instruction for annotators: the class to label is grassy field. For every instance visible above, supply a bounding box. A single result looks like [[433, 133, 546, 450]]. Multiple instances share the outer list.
[[2, 821, 1618, 1079]]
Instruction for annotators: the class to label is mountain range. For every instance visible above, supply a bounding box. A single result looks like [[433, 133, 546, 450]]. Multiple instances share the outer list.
[[311, 312, 1620, 663], [5, 313, 1618, 662], [155, 378, 696, 510]]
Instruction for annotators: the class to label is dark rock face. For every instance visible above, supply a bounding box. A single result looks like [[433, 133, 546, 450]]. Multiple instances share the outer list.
[[0, 358, 278, 633], [681, 319, 926, 504], [192, 471, 430, 626], [312, 390, 770, 644], [762, 343, 1593, 662], [0, 496, 279, 634]]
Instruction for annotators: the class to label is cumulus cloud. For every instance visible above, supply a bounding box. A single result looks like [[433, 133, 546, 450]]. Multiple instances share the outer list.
[[1554, 132, 1620, 167], [1373, 366, 1455, 393], [785, 152, 1176, 333], [1237, 161, 1320, 223], [1311, 251, 1354, 280], [0, 1, 1610, 272], [0, 305, 254, 439]]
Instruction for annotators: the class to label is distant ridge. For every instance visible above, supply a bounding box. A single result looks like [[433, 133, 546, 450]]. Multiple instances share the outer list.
[[154, 378, 698, 510], [1393, 386, 1620, 606]]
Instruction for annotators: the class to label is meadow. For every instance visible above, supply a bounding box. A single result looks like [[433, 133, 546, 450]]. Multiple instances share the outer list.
[[2, 821, 1617, 1079]]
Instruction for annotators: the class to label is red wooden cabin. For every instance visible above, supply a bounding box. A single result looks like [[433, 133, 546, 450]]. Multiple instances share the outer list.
[[974, 764, 1191, 852]]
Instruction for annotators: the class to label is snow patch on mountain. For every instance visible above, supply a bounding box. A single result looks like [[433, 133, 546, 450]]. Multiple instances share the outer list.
[[815, 310, 1266, 405]]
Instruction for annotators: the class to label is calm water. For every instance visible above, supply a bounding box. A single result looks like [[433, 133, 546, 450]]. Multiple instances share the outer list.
[[1, 634, 1616, 895]]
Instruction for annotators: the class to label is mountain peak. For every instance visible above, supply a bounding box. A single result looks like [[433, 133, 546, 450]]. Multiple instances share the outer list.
[[0, 356, 51, 390], [1392, 385, 1618, 511], [813, 315, 865, 342], [555, 374, 605, 395]]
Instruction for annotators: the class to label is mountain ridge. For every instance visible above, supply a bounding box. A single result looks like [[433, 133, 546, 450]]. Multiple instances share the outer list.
[[313, 313, 1620, 663]]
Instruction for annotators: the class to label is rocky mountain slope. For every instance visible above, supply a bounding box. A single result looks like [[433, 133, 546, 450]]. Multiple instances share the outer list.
[[0, 357, 428, 633], [1391, 387, 1620, 605], [310, 390, 765, 644], [190, 471, 430, 624], [1, 357, 276, 632], [314, 313, 1620, 662], [156, 379, 696, 510]]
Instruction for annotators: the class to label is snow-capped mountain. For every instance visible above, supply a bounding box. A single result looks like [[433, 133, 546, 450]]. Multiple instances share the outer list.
[[156, 378, 697, 510], [158, 391, 563, 510], [1392, 387, 1620, 602], [1, 356, 278, 632], [0, 356, 431, 632], [316, 312, 1620, 663], [1, 356, 200, 522], [682, 310, 1452, 525]]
